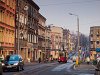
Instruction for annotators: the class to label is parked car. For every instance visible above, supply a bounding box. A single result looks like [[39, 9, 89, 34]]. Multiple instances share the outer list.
[[3, 54, 24, 71], [58, 56, 67, 63]]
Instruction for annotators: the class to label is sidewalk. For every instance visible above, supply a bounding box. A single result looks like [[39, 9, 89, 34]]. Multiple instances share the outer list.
[[74, 62, 96, 70]]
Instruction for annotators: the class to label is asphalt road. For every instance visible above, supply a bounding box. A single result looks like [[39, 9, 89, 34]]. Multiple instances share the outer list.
[[3, 61, 95, 75]]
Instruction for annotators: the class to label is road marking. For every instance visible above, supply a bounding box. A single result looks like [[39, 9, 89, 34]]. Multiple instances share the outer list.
[[79, 73, 94, 75], [52, 63, 75, 71]]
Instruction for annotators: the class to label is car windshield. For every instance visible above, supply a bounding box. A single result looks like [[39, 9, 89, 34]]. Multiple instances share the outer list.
[[9, 55, 19, 61]]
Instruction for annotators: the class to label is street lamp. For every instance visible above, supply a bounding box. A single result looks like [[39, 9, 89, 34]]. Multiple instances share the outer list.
[[69, 13, 80, 65]]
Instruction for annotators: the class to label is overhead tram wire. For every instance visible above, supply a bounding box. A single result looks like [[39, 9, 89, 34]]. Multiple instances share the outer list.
[[39, 0, 100, 6]]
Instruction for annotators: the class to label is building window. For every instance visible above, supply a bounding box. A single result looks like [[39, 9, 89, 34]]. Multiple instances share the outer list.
[[56, 36, 58, 39], [34, 35, 36, 43], [96, 41, 99, 44], [32, 35, 33, 43], [97, 34, 99, 37], [24, 17, 26, 24], [91, 41, 93, 44], [28, 34, 29, 42], [6, 0, 9, 5], [29, 34, 31, 42], [1, 0, 5, 3], [0, 27, 3, 42], [90, 34, 93, 37], [0, 10, 1, 22], [97, 32, 99, 37]]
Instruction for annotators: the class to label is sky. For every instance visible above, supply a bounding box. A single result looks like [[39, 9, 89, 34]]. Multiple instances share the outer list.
[[34, 0, 100, 35]]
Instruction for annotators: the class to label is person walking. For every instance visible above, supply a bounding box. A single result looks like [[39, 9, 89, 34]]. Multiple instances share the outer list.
[[86, 56, 90, 64], [38, 57, 41, 63]]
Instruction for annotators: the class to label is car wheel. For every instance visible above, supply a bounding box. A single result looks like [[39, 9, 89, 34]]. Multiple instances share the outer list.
[[17, 66, 20, 71], [0, 70, 2, 75], [58, 61, 61, 63], [0, 73, 2, 75], [3, 69, 6, 72], [22, 66, 24, 70]]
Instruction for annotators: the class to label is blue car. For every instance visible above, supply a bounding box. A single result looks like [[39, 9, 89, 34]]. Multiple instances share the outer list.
[[3, 54, 24, 71]]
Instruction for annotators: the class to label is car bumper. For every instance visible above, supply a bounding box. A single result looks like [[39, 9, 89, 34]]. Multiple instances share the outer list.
[[3, 65, 18, 70], [58, 60, 67, 63]]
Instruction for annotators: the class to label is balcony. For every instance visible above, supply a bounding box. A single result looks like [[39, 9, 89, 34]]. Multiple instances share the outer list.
[[90, 48, 95, 51], [0, 0, 5, 4], [90, 44, 95, 48], [0, 3, 5, 10], [38, 42, 45, 48], [38, 35, 45, 40]]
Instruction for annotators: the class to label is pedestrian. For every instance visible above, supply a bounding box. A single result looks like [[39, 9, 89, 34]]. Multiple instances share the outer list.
[[38, 57, 41, 63], [86, 57, 90, 64]]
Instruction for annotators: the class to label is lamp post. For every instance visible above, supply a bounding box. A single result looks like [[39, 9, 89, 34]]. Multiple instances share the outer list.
[[69, 13, 80, 65], [45, 26, 47, 61]]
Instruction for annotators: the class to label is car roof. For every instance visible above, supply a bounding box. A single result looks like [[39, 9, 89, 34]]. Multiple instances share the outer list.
[[10, 54, 22, 58]]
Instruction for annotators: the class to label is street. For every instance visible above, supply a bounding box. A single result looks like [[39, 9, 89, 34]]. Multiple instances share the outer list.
[[3, 60, 95, 75]]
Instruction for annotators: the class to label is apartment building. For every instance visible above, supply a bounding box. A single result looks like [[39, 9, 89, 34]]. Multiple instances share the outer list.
[[45, 26, 51, 59], [50, 26, 63, 59], [38, 13, 46, 61], [15, 0, 29, 61], [90, 26, 100, 60], [0, 0, 16, 56], [16, 0, 40, 62], [27, 0, 40, 61]]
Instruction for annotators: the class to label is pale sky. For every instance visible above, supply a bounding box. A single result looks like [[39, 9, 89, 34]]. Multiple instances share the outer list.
[[34, 0, 100, 35]]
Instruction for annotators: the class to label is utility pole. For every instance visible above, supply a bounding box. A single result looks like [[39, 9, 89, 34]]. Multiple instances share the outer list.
[[77, 16, 80, 63], [45, 26, 47, 61], [17, 0, 20, 54], [69, 13, 80, 65]]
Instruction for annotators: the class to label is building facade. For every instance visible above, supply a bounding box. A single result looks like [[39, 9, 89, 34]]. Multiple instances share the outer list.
[[38, 13, 46, 61], [50, 26, 63, 59], [15, 0, 40, 62], [0, 0, 16, 57], [45, 26, 51, 59], [90, 26, 100, 60], [26, 0, 39, 61], [16, 0, 28, 61]]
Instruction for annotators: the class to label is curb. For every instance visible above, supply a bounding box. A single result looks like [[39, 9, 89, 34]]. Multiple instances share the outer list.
[[69, 63, 76, 70], [73, 64, 96, 71]]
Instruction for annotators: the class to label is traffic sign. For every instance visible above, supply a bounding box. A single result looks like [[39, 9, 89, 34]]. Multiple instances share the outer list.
[[96, 48, 100, 52]]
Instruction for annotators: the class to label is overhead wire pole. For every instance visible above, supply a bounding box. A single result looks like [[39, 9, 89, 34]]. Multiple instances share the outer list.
[[45, 26, 47, 62], [69, 13, 80, 65], [77, 15, 80, 65], [17, 0, 20, 54]]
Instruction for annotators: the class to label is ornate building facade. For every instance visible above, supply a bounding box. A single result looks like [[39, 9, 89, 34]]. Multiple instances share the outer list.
[[16, 0, 40, 61], [50, 26, 63, 59], [90, 26, 100, 60], [0, 0, 16, 56]]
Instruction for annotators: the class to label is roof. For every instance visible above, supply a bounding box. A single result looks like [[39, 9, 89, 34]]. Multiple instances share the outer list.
[[28, 0, 40, 10]]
